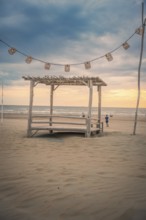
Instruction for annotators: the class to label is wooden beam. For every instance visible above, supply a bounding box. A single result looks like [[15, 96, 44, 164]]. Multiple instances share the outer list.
[[27, 80, 34, 137], [22, 76, 107, 87]]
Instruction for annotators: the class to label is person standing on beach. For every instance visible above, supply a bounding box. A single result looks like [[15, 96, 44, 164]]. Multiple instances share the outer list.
[[105, 114, 109, 127]]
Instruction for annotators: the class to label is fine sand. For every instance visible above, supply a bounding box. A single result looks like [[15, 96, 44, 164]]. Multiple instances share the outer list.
[[0, 114, 146, 220]]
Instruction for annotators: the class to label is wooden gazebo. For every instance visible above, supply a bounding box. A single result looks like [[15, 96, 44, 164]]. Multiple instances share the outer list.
[[23, 76, 107, 137]]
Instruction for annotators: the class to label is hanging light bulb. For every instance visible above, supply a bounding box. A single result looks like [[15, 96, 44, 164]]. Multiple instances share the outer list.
[[105, 53, 113, 61], [45, 63, 51, 70], [122, 42, 130, 50], [25, 56, 32, 64], [84, 61, 91, 69], [135, 27, 143, 35], [65, 64, 70, 72], [8, 48, 16, 55]]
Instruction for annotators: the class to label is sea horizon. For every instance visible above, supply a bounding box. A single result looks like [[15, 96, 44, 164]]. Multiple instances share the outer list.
[[0, 104, 146, 117]]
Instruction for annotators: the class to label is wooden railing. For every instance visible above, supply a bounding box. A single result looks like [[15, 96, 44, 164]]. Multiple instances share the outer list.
[[28, 115, 103, 137]]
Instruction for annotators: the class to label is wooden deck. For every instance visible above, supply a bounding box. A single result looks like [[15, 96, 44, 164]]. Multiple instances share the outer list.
[[28, 115, 103, 137], [31, 125, 100, 134]]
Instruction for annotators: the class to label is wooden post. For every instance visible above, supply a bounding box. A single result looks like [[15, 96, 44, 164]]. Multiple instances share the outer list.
[[86, 79, 93, 137], [27, 80, 34, 137], [50, 85, 54, 116], [98, 86, 102, 131], [49, 85, 54, 132]]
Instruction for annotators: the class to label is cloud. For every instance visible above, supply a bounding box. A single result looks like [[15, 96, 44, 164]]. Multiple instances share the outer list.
[[0, 0, 142, 52], [0, 0, 145, 106]]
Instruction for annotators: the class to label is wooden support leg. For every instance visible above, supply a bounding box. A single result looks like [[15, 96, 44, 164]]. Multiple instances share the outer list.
[[86, 80, 93, 137], [49, 85, 54, 134], [27, 80, 34, 137], [98, 86, 102, 132]]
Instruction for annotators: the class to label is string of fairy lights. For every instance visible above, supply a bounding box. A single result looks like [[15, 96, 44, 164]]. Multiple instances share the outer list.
[[0, 26, 144, 72]]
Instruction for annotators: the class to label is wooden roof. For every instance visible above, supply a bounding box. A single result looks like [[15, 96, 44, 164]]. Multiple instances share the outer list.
[[22, 76, 107, 86]]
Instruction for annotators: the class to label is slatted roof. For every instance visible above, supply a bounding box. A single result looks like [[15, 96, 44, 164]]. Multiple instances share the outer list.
[[22, 76, 107, 86]]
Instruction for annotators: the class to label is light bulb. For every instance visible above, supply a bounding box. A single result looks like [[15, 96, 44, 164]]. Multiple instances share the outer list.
[[8, 48, 16, 55], [84, 61, 91, 69], [25, 56, 32, 64]]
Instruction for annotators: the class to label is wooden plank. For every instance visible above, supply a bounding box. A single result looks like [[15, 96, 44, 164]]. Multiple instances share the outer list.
[[31, 127, 86, 131], [30, 125, 100, 134], [32, 115, 87, 120], [32, 121, 86, 125]]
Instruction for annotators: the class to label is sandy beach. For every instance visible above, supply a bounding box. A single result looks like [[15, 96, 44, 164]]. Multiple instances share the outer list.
[[0, 114, 146, 220]]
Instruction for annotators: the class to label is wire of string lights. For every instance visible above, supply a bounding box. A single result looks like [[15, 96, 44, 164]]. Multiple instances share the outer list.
[[0, 26, 144, 71]]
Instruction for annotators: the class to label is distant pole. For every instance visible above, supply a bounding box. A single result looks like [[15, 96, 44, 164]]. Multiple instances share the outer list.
[[1, 81, 4, 124], [133, 2, 145, 135]]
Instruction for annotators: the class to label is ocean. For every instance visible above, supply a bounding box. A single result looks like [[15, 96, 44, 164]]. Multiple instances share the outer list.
[[0, 105, 146, 118]]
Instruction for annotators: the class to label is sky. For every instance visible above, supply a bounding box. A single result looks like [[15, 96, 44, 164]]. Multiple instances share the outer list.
[[0, 0, 146, 107]]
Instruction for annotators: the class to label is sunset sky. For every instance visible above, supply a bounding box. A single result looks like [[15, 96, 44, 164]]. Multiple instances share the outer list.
[[0, 0, 146, 107]]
